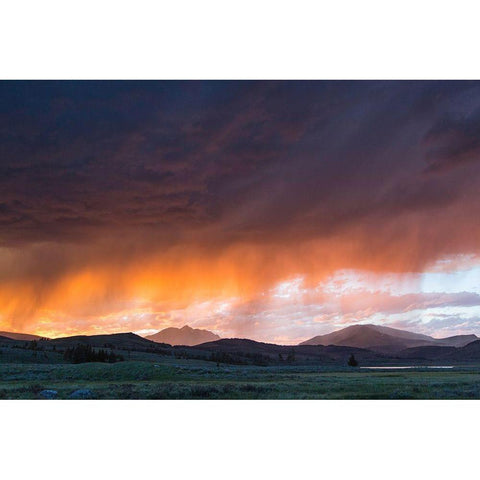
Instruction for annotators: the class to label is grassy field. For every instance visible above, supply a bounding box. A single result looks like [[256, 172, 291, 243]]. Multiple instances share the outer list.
[[1, 347, 480, 399]]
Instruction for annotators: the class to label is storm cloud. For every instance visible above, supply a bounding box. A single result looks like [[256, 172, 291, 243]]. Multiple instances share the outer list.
[[2, 81, 480, 338]]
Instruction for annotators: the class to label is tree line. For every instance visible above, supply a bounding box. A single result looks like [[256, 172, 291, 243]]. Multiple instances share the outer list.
[[63, 344, 124, 364]]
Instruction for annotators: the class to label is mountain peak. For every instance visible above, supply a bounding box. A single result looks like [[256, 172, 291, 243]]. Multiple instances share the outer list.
[[300, 324, 444, 352], [146, 325, 220, 346]]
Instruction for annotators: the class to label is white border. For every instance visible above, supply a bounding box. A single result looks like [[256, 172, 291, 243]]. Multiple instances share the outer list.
[[1, 0, 480, 79], [1, 1, 480, 477], [1, 400, 479, 479]]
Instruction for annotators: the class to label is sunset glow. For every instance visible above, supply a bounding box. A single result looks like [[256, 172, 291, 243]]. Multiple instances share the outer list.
[[2, 81, 480, 342]]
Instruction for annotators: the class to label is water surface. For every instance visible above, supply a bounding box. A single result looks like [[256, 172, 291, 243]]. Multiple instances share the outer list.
[[360, 366, 454, 370]]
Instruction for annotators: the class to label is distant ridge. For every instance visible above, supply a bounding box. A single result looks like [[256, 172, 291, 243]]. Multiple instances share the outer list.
[[0, 335, 16, 343], [191, 337, 386, 364], [48, 332, 155, 349], [300, 324, 478, 352], [446, 339, 480, 361], [146, 325, 220, 346], [0, 331, 48, 341], [436, 334, 478, 347]]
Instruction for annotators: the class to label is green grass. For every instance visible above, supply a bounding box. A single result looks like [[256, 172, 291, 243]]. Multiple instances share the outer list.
[[1, 351, 480, 399]]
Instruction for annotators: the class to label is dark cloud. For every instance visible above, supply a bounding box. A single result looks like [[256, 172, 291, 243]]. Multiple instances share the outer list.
[[424, 106, 480, 173], [1, 81, 480, 250]]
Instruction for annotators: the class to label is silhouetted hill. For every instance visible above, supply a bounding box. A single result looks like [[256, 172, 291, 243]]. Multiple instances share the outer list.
[[445, 340, 480, 362], [48, 332, 156, 349], [397, 345, 457, 360], [0, 331, 48, 341], [436, 334, 478, 348], [146, 325, 220, 346], [192, 338, 387, 364], [195, 338, 283, 353]]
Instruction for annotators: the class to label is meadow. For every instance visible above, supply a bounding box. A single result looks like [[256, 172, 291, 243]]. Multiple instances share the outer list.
[[1, 346, 480, 399]]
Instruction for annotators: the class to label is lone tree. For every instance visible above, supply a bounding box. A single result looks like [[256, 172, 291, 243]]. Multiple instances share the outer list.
[[347, 354, 358, 367], [286, 349, 296, 364]]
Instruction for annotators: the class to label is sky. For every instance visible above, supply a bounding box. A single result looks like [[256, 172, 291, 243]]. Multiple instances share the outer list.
[[1, 80, 480, 343]]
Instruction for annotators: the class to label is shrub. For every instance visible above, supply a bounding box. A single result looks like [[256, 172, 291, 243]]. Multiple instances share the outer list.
[[347, 354, 358, 367]]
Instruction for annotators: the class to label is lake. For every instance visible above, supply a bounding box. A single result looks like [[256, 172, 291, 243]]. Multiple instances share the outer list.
[[360, 366, 454, 370]]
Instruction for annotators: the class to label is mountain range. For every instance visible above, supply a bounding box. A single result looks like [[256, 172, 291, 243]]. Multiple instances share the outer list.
[[300, 324, 478, 353], [1, 323, 479, 366]]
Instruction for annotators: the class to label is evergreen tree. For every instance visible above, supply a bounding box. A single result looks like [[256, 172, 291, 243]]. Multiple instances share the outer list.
[[286, 349, 296, 364], [348, 354, 358, 367]]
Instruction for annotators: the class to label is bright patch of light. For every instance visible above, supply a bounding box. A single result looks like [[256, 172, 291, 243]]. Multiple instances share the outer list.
[[134, 328, 157, 336], [320, 269, 421, 296], [271, 277, 305, 299], [421, 267, 480, 294]]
